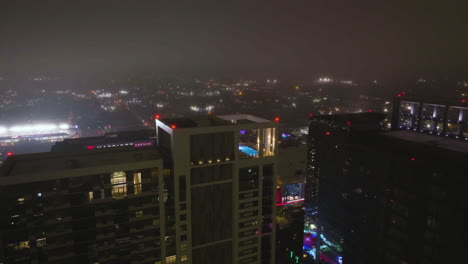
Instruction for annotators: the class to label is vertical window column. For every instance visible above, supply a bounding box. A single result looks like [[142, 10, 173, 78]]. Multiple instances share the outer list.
[[133, 172, 142, 195], [111, 171, 127, 199]]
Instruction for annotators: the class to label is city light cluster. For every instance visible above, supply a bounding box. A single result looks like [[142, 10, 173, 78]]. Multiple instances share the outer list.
[[0, 123, 70, 135], [317, 77, 333, 83], [190, 105, 214, 112]]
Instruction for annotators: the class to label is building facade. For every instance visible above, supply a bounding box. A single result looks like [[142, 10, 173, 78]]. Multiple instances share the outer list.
[[0, 114, 280, 264], [391, 95, 468, 140], [378, 131, 468, 264], [304, 113, 386, 264], [0, 148, 166, 264], [306, 96, 468, 264], [276, 138, 307, 264], [155, 114, 278, 264]]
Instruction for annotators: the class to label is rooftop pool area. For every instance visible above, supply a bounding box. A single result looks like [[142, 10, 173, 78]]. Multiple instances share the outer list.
[[239, 145, 258, 157]]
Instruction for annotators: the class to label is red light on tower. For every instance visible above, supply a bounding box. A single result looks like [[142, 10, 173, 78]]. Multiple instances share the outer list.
[[461, 99, 466, 103], [397, 94, 402, 97], [346, 121, 351, 125], [87, 146, 95, 150], [155, 114, 161, 119], [401, 91, 406, 95], [368, 109, 373, 112], [410, 157, 416, 161], [6, 152, 13, 156], [171, 124, 177, 129], [325, 131, 331, 135], [274, 117, 280, 122], [309, 113, 313, 117]]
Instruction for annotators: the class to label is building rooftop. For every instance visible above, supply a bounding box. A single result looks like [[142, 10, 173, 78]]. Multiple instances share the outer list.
[[0, 148, 162, 177], [395, 95, 468, 107], [158, 116, 232, 128], [218, 114, 272, 123], [311, 112, 386, 125], [52, 129, 155, 151], [383, 130, 468, 154], [158, 114, 273, 129]]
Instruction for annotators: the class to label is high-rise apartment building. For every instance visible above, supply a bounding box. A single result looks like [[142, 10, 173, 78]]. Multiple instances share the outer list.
[[155, 114, 278, 264], [306, 95, 468, 264], [1, 114, 279, 264], [0, 148, 165, 264]]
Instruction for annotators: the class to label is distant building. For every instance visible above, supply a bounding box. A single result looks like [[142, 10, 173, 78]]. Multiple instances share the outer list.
[[51, 129, 155, 152], [276, 136, 307, 264]]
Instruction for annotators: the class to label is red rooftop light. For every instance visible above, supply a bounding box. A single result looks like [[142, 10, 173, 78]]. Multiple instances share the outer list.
[[325, 131, 331, 135], [347, 121, 351, 125], [6, 152, 13, 156], [397, 94, 402, 97], [411, 157, 416, 161], [87, 145, 95, 150], [171, 124, 177, 129], [401, 91, 406, 95], [155, 114, 161, 119], [368, 109, 373, 112], [461, 99, 466, 103], [309, 113, 313, 117], [274, 117, 280, 122]]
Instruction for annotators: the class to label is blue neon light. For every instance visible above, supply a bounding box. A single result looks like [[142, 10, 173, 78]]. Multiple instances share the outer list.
[[239, 145, 258, 156]]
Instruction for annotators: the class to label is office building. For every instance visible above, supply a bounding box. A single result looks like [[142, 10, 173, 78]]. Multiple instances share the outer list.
[[305, 112, 386, 264]]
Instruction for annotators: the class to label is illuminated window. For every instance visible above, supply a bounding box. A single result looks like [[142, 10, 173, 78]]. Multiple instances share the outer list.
[[446, 123, 460, 135], [111, 171, 127, 199], [17, 197, 24, 204], [181, 244, 187, 251], [135, 210, 144, 218], [153, 219, 160, 226], [166, 256, 176, 264], [263, 128, 276, 157], [239, 129, 260, 159], [7, 242, 32, 251], [19, 241, 30, 249], [88, 191, 94, 202], [398, 116, 413, 128], [134, 172, 142, 195], [181, 255, 188, 261], [36, 238, 46, 247]]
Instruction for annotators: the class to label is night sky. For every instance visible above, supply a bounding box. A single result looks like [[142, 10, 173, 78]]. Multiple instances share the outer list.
[[1, 0, 467, 80]]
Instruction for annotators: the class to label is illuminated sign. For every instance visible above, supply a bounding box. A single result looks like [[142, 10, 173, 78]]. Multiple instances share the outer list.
[[134, 142, 153, 148], [276, 182, 305, 206], [87, 141, 154, 150]]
